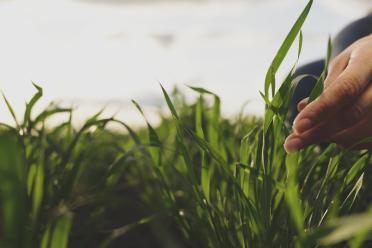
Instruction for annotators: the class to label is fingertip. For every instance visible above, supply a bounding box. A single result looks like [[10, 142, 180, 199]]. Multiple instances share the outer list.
[[297, 98, 309, 112], [297, 102, 307, 112], [293, 118, 313, 134], [284, 136, 303, 153]]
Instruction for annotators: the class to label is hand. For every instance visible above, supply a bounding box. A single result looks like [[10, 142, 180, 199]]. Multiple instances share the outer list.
[[284, 34, 372, 153]]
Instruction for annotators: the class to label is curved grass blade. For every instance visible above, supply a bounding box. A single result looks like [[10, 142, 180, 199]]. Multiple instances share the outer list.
[[309, 37, 332, 102], [307, 212, 372, 246], [264, 0, 313, 97], [160, 84, 179, 120], [23, 82, 43, 129]]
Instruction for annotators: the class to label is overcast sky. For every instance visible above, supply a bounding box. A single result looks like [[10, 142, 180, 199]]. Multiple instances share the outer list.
[[0, 0, 370, 126]]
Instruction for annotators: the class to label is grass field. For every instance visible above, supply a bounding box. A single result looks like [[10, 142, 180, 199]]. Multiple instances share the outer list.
[[1, 0, 372, 247]]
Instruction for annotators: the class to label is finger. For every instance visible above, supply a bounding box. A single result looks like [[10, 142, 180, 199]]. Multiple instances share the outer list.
[[287, 83, 372, 151], [284, 133, 302, 153], [330, 114, 372, 149], [295, 54, 350, 114], [293, 56, 372, 134], [334, 83, 372, 128], [324, 50, 350, 89], [297, 97, 309, 112], [295, 53, 350, 114]]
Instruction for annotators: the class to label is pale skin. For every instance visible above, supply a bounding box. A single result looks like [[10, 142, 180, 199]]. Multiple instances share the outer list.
[[284, 34, 372, 153]]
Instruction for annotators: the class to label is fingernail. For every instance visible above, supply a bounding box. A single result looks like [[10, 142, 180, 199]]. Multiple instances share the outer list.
[[294, 118, 313, 134], [284, 137, 303, 153], [298, 101, 307, 110]]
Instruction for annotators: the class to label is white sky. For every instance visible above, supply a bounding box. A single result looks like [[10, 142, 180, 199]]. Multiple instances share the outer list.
[[0, 0, 370, 126]]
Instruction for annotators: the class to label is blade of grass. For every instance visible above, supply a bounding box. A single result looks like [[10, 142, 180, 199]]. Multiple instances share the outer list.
[[264, 0, 313, 97], [309, 37, 332, 102], [2, 93, 21, 129], [0, 131, 27, 247], [23, 82, 43, 130], [50, 215, 73, 248]]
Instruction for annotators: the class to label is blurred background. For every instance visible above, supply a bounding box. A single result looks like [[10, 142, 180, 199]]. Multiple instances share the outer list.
[[0, 0, 371, 126]]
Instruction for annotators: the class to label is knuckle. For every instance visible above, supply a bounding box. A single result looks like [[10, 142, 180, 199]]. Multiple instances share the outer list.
[[342, 104, 364, 125], [336, 75, 361, 101], [329, 57, 344, 72], [313, 97, 330, 116]]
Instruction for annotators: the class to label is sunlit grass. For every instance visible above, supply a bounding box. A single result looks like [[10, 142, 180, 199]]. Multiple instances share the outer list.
[[1, 0, 372, 247]]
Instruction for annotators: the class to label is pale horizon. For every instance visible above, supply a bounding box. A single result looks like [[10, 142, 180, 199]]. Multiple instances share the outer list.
[[0, 0, 370, 126]]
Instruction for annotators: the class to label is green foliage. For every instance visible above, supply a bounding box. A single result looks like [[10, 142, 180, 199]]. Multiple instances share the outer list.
[[309, 37, 332, 102], [1, 1, 372, 247], [264, 0, 313, 98]]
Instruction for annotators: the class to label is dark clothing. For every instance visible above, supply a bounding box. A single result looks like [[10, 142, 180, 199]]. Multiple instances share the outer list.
[[333, 14, 372, 57]]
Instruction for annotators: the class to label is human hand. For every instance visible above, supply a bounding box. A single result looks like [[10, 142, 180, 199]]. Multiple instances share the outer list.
[[284, 34, 372, 153]]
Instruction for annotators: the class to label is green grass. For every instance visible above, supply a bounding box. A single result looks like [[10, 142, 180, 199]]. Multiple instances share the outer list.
[[2, 0, 372, 247]]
